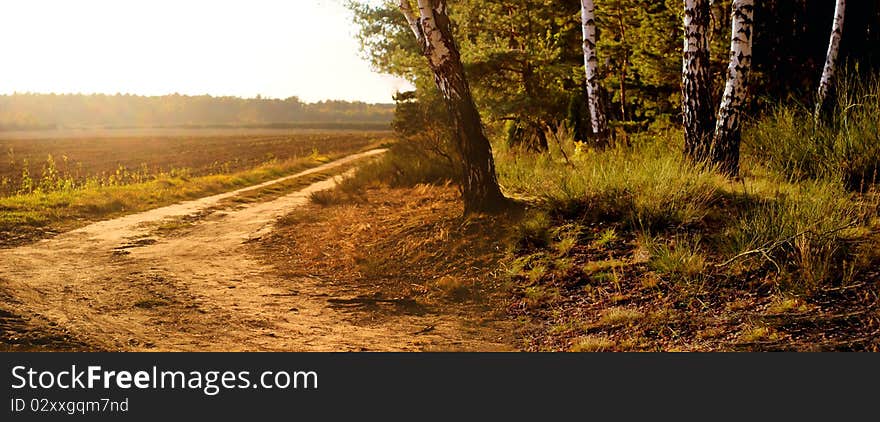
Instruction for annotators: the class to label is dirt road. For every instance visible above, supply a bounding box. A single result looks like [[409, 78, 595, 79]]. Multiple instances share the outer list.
[[0, 150, 512, 351]]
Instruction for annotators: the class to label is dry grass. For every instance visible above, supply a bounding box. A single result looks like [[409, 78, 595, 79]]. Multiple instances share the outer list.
[[570, 336, 615, 352], [258, 184, 515, 325], [597, 308, 644, 328]]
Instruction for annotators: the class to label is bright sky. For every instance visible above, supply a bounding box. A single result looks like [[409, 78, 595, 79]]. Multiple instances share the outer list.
[[0, 0, 409, 103]]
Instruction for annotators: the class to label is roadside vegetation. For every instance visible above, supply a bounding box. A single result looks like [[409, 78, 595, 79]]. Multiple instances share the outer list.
[[296, 76, 880, 351], [0, 130, 388, 246]]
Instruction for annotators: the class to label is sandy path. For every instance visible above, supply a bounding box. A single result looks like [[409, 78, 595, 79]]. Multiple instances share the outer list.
[[0, 150, 512, 351]]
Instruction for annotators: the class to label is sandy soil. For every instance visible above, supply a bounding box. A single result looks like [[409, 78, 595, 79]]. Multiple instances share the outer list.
[[0, 149, 512, 351]]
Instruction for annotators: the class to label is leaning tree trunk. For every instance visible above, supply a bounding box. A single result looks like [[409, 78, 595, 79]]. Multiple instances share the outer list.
[[682, 0, 715, 163], [815, 0, 847, 120], [712, 0, 755, 176], [580, 0, 608, 144], [396, 0, 506, 213]]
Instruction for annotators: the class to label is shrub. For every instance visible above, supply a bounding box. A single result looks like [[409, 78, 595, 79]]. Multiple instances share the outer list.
[[338, 92, 460, 192]]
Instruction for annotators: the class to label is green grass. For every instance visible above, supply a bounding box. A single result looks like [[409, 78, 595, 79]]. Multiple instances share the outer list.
[[591, 228, 618, 249], [497, 125, 878, 294], [644, 235, 707, 284], [717, 177, 867, 292], [341, 139, 458, 190], [496, 131, 725, 231], [745, 73, 880, 191]]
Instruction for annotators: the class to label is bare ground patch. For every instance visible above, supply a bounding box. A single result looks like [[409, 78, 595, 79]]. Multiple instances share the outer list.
[[257, 183, 518, 348]]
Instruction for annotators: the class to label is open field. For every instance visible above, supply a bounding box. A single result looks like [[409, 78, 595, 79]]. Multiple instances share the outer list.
[[1, 128, 389, 192], [0, 128, 389, 246]]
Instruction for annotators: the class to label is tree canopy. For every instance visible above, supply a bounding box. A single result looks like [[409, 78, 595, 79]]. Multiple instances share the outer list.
[[350, 0, 880, 129]]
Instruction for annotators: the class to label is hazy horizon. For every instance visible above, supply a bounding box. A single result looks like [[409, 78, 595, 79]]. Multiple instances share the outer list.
[[0, 91, 396, 105], [0, 0, 411, 104]]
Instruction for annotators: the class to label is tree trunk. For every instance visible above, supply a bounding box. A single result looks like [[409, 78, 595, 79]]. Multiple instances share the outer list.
[[533, 122, 549, 152], [712, 0, 755, 176], [682, 0, 715, 163], [580, 0, 608, 144], [616, 0, 628, 122], [396, 0, 506, 213], [815, 0, 847, 120], [522, 63, 548, 152]]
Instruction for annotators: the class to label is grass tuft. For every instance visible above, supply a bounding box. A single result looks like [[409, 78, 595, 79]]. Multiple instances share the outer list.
[[645, 235, 706, 283], [570, 335, 615, 352]]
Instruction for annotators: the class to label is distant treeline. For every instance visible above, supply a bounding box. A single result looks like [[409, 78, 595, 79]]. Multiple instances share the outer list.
[[0, 94, 394, 130]]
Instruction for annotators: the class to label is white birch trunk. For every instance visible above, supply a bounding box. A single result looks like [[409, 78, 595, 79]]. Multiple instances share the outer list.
[[396, 0, 506, 212], [580, 0, 608, 142], [712, 0, 755, 176], [816, 0, 847, 118], [682, 0, 714, 162]]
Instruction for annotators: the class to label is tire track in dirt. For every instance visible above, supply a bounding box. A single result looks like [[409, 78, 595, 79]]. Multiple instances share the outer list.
[[0, 149, 513, 351]]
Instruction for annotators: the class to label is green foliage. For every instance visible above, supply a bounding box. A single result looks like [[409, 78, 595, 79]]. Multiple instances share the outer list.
[[348, 1, 880, 301], [511, 210, 552, 250], [350, 0, 880, 134], [455, 0, 583, 126], [551, 223, 582, 257], [505, 118, 548, 152], [337, 91, 459, 192], [350, 0, 585, 129], [496, 123, 879, 295], [594, 0, 683, 121], [348, 1, 425, 82], [18, 160, 34, 194], [592, 227, 618, 249]]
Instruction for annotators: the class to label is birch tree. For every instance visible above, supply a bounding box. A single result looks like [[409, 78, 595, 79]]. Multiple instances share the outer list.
[[712, 0, 755, 176], [682, 0, 714, 162], [580, 0, 608, 143], [815, 0, 847, 119], [395, 0, 506, 213]]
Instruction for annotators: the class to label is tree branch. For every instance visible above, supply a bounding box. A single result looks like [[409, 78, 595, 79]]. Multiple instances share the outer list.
[[396, 0, 422, 41], [715, 220, 858, 270]]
